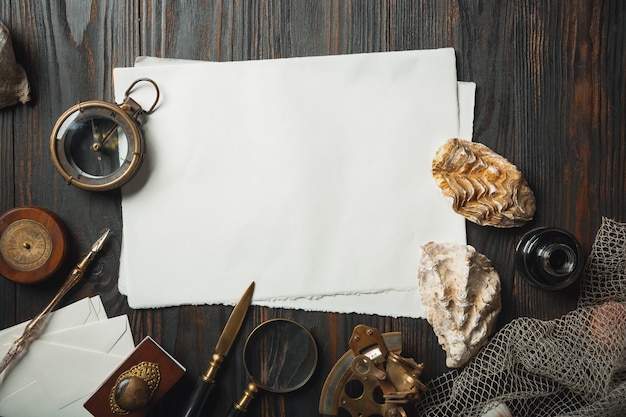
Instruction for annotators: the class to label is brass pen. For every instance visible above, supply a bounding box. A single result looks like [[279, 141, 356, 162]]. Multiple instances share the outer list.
[[181, 281, 255, 417], [0, 228, 111, 375]]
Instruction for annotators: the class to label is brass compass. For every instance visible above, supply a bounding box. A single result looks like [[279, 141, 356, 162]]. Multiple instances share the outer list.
[[0, 207, 69, 284], [50, 78, 160, 192]]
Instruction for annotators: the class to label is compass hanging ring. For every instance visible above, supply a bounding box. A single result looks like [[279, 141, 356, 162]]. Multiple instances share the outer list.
[[50, 78, 160, 192]]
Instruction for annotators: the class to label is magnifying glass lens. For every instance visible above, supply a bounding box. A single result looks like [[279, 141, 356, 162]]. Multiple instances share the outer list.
[[226, 319, 317, 417], [244, 319, 317, 393]]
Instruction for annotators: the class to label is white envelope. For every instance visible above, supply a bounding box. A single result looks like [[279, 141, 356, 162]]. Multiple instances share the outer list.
[[0, 350, 126, 417], [114, 48, 470, 315], [0, 296, 106, 344], [0, 298, 135, 417], [37, 314, 135, 357]]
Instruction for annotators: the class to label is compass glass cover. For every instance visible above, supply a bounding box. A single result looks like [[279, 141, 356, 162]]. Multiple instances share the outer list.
[[58, 111, 129, 178]]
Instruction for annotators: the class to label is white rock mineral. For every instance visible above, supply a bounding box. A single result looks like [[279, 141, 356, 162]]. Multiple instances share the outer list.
[[417, 242, 501, 368]]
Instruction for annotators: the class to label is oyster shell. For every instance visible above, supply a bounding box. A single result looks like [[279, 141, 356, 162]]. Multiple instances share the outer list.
[[432, 138, 535, 228], [0, 21, 30, 109], [417, 242, 501, 368]]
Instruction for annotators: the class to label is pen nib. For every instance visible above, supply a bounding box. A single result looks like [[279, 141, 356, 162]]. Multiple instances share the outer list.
[[76, 228, 111, 271], [91, 228, 110, 253]]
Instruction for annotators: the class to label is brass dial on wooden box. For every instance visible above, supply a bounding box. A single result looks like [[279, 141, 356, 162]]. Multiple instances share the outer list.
[[0, 207, 69, 284]]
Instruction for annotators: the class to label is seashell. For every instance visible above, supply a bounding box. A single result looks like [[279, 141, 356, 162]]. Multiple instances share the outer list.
[[417, 242, 501, 368], [0, 21, 30, 109], [432, 138, 536, 228]]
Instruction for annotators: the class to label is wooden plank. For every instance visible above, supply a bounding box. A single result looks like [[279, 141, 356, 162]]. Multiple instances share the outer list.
[[2, 0, 137, 321], [0, 4, 18, 330]]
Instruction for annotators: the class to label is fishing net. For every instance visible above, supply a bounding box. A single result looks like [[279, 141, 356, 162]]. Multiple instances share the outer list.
[[416, 217, 626, 417]]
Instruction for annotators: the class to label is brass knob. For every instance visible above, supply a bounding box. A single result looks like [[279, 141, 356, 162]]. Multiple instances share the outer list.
[[114, 375, 151, 412], [110, 362, 161, 415]]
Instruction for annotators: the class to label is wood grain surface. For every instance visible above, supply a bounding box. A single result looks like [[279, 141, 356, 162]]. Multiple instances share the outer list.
[[1, 1, 624, 416]]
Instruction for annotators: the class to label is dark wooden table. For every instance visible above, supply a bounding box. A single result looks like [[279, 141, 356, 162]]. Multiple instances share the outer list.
[[1, 1, 624, 416]]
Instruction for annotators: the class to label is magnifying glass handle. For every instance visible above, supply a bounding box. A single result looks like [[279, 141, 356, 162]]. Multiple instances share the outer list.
[[180, 377, 216, 417], [224, 405, 246, 417], [225, 383, 258, 417]]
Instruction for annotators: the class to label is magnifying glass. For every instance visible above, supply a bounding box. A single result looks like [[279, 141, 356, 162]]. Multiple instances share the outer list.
[[225, 318, 318, 417]]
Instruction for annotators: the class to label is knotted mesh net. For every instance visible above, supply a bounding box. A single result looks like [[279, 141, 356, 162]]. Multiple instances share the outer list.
[[416, 217, 626, 417]]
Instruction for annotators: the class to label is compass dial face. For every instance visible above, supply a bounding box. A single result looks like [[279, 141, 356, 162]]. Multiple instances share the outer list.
[[0, 219, 53, 271], [50, 100, 144, 191]]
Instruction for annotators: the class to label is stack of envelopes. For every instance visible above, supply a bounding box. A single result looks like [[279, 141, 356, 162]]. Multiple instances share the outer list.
[[0, 297, 135, 417]]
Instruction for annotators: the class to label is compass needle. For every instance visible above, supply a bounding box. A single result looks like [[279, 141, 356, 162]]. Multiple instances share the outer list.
[[100, 123, 119, 146], [90, 118, 101, 142]]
